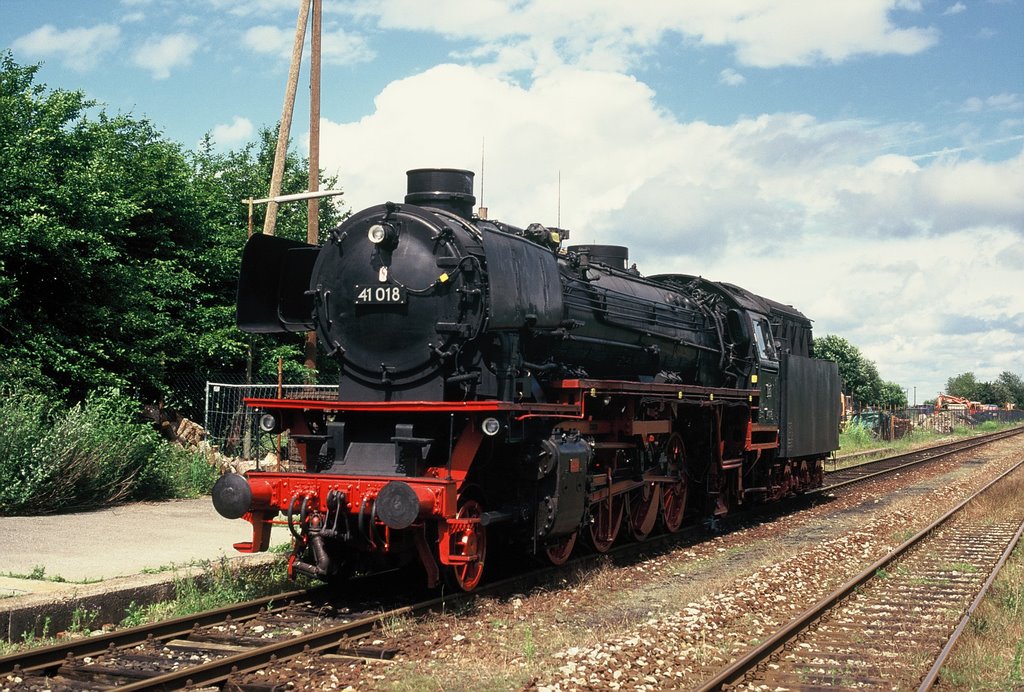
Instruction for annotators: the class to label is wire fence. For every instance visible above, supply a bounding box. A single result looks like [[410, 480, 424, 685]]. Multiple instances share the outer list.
[[204, 382, 338, 459], [844, 406, 1024, 441]]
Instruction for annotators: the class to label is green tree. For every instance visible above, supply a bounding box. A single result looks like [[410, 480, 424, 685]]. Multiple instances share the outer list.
[[0, 53, 346, 403], [878, 381, 908, 408], [812, 334, 884, 407], [945, 372, 979, 401], [1, 53, 199, 398], [995, 371, 1024, 408], [182, 128, 347, 389]]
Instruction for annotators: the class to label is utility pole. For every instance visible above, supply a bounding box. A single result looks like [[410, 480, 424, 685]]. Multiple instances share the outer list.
[[304, 0, 322, 373], [262, 0, 310, 236]]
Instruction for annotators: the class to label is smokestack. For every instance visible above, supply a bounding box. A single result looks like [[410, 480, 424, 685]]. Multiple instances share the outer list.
[[405, 168, 476, 219]]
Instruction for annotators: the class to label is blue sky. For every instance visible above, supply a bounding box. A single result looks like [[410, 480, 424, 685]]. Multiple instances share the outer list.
[[4, 0, 1023, 401]]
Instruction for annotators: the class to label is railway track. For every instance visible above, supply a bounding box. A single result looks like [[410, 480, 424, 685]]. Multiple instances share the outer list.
[[821, 425, 1024, 491], [698, 455, 1024, 690], [0, 585, 440, 690], [2, 427, 1019, 690]]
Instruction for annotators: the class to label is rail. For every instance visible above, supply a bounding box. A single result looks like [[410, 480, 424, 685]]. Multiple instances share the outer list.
[[697, 456, 1024, 690], [821, 425, 1024, 492]]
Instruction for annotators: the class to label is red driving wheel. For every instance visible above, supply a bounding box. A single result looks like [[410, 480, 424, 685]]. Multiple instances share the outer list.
[[660, 433, 687, 533], [448, 499, 487, 591]]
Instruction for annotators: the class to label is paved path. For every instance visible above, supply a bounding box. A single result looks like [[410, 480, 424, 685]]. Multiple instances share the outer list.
[[0, 498, 288, 587]]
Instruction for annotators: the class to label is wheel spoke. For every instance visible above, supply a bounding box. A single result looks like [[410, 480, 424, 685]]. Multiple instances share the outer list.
[[627, 482, 660, 541], [660, 433, 687, 533], [588, 493, 623, 552], [448, 499, 486, 591], [544, 531, 577, 565]]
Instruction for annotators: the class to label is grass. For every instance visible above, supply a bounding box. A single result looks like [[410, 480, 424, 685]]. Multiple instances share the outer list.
[[0, 605, 104, 654], [0, 555, 296, 656], [5, 565, 66, 582], [834, 419, 1023, 470], [936, 467, 1024, 688], [943, 561, 980, 574], [124, 556, 296, 624], [938, 541, 1024, 689], [0, 565, 102, 585]]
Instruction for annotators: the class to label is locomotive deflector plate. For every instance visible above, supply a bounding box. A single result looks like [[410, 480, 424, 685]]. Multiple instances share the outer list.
[[481, 228, 563, 329]]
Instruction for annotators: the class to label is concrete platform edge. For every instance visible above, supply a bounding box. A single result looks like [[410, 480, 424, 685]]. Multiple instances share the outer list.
[[1, 553, 284, 643]]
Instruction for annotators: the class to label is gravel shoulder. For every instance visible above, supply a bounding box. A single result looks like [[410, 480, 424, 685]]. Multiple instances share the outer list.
[[331, 436, 1023, 691]]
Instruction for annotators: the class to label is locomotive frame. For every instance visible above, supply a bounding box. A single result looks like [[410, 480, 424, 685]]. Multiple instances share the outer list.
[[213, 168, 841, 591]]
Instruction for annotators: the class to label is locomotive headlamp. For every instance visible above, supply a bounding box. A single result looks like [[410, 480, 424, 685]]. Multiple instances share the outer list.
[[481, 417, 502, 436], [259, 413, 278, 433], [367, 222, 399, 248], [367, 224, 387, 243]]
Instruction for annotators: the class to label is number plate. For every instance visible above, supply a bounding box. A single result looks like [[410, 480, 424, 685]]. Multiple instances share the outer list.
[[354, 284, 406, 305]]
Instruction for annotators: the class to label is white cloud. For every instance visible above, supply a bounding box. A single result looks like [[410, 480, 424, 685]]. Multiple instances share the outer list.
[[318, 63, 1023, 399], [11, 24, 120, 71], [209, 0, 298, 19], [210, 116, 255, 147], [132, 33, 199, 79], [674, 3, 939, 68], [320, 27, 376, 65], [719, 68, 746, 86], [243, 24, 374, 65], [345, 0, 939, 72], [243, 24, 292, 56], [960, 93, 1024, 113], [320, 65, 677, 227], [943, 2, 967, 15]]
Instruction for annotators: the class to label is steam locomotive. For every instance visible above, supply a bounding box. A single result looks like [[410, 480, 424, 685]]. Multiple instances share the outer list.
[[212, 168, 841, 590]]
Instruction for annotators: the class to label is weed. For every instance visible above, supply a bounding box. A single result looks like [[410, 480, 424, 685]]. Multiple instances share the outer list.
[[68, 607, 99, 634], [3, 566, 72, 583], [0, 616, 55, 655], [379, 613, 410, 638], [1012, 637, 1024, 684], [893, 529, 916, 543], [120, 601, 148, 628], [522, 627, 535, 661], [939, 542, 1024, 687], [839, 421, 876, 449], [944, 561, 979, 574], [111, 555, 294, 629]]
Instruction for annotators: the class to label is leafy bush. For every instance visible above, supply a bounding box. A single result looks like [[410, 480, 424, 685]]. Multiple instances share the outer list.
[[840, 420, 876, 450], [0, 383, 216, 515]]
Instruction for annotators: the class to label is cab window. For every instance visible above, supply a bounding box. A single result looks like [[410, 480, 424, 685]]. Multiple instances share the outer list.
[[753, 319, 776, 362]]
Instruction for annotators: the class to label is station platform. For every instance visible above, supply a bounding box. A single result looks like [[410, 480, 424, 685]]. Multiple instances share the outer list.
[[0, 498, 289, 600]]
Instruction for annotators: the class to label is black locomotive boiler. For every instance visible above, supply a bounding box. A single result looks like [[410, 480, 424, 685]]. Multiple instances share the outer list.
[[213, 168, 841, 590]]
